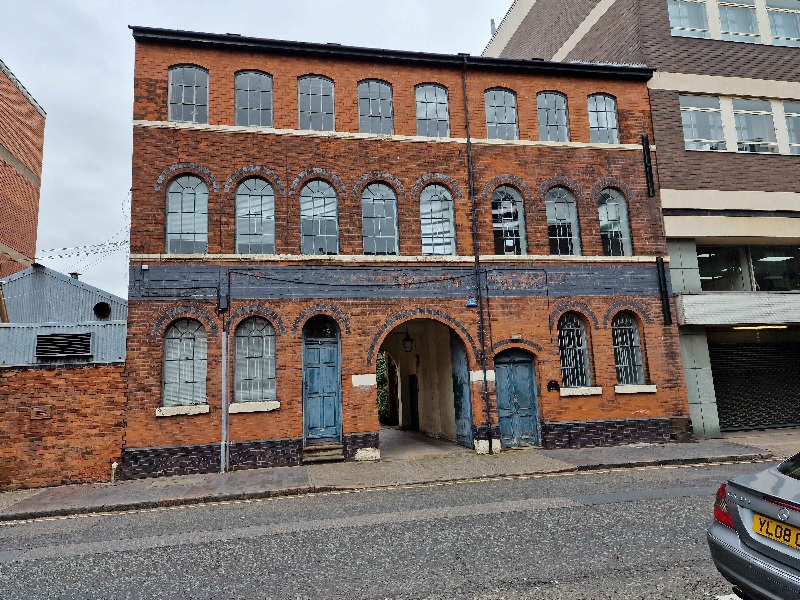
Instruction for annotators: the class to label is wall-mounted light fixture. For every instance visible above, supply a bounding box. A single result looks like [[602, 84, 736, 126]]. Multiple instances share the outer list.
[[402, 323, 415, 353], [547, 380, 561, 393]]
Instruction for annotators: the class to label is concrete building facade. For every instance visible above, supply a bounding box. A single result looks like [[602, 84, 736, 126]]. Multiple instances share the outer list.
[[124, 26, 690, 479], [485, 0, 800, 437]]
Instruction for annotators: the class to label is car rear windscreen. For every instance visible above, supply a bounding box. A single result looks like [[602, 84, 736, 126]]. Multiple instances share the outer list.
[[778, 453, 800, 479]]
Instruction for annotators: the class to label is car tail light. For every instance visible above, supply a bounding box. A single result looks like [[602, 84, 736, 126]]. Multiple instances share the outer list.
[[714, 484, 736, 530]]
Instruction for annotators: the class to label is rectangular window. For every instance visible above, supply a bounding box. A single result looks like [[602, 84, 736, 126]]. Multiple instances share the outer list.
[[168, 66, 208, 124], [298, 76, 334, 132], [537, 92, 570, 142], [719, 0, 761, 43], [235, 72, 273, 127], [588, 94, 620, 144], [697, 246, 751, 291], [768, 0, 800, 47], [668, 0, 710, 38], [733, 98, 778, 153], [786, 101, 800, 155], [416, 85, 450, 138], [751, 246, 800, 291], [680, 96, 727, 151], [485, 89, 519, 140], [358, 80, 394, 135]]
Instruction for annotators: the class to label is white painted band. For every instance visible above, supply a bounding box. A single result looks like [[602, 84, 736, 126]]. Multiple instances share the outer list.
[[559, 386, 603, 397], [614, 385, 657, 394], [661, 189, 800, 212], [155, 404, 210, 417], [649, 72, 800, 101], [228, 401, 280, 414], [352, 374, 377, 388], [553, 0, 619, 62]]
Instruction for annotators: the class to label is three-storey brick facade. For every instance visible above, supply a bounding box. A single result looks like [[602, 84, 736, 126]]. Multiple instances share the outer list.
[[124, 26, 690, 478]]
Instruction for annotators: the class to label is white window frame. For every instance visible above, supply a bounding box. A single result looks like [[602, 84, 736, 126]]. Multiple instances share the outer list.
[[669, 0, 797, 45], [669, 0, 713, 38], [785, 101, 800, 154], [718, 0, 762, 43], [767, 0, 800, 47]]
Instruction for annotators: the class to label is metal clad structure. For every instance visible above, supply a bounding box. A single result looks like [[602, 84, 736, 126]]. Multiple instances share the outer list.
[[0, 322, 127, 367]]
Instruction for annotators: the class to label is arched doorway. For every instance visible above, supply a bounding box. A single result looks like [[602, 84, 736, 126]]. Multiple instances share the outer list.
[[378, 319, 473, 449], [494, 349, 541, 448], [302, 315, 341, 445]]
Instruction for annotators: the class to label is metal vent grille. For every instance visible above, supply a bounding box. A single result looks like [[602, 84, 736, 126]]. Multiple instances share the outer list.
[[709, 343, 800, 431], [35, 333, 92, 358]]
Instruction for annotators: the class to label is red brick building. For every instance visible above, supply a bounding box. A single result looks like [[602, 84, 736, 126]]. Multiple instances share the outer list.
[[0, 58, 44, 281], [124, 26, 690, 478]]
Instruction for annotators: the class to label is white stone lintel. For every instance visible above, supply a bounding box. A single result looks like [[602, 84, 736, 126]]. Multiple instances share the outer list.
[[470, 370, 496, 382], [229, 401, 281, 414], [156, 404, 210, 417], [615, 384, 658, 394], [560, 386, 603, 397], [354, 448, 381, 461], [352, 374, 377, 388]]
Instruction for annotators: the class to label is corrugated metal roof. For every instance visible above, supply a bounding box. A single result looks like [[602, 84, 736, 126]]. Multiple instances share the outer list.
[[0, 322, 126, 367]]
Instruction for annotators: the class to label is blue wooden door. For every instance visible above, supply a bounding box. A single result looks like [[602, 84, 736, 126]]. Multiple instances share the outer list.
[[495, 350, 540, 448], [450, 332, 474, 448], [303, 317, 341, 444]]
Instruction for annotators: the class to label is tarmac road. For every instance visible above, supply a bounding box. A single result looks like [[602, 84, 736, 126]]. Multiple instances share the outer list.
[[0, 461, 773, 600]]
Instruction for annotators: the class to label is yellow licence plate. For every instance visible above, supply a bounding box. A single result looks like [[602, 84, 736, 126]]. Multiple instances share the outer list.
[[753, 514, 800, 551]]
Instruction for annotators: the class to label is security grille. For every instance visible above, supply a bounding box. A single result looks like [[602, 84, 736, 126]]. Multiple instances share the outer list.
[[709, 342, 800, 430], [557, 313, 591, 387], [36, 333, 92, 358]]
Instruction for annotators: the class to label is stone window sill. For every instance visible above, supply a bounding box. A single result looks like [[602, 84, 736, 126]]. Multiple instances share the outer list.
[[229, 401, 280, 414], [560, 386, 603, 397], [156, 404, 210, 417], [615, 384, 658, 394]]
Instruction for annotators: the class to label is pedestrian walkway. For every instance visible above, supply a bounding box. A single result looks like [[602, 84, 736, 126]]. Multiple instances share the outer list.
[[0, 428, 789, 523]]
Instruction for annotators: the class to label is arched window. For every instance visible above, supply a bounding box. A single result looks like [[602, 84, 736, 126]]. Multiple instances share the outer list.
[[557, 312, 591, 388], [235, 71, 273, 127], [611, 312, 645, 385], [166, 175, 208, 254], [491, 186, 526, 255], [415, 84, 450, 138], [300, 180, 338, 255], [537, 92, 569, 142], [598, 188, 632, 257], [588, 94, 620, 144], [234, 317, 277, 403], [169, 65, 208, 124], [298, 76, 334, 131], [545, 187, 581, 256], [419, 184, 455, 255], [361, 182, 398, 255], [163, 319, 207, 407], [485, 88, 518, 140], [236, 178, 275, 254], [358, 80, 394, 135]]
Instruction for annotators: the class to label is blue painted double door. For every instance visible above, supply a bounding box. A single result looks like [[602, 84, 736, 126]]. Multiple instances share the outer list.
[[495, 350, 541, 448], [303, 317, 341, 445]]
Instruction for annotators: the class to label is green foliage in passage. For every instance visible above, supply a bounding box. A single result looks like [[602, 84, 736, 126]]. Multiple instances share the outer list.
[[376, 351, 390, 425]]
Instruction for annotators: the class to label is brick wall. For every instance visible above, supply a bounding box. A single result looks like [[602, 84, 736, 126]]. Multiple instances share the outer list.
[[567, 0, 644, 65], [0, 365, 126, 491], [0, 63, 44, 277]]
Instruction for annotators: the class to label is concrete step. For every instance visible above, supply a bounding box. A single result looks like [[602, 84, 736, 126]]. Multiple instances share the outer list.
[[302, 444, 345, 464]]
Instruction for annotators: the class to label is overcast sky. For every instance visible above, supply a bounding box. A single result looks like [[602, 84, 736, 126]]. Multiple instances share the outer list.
[[0, 0, 512, 298]]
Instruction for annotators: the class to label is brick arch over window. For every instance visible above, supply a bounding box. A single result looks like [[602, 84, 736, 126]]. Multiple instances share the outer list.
[[289, 169, 347, 198], [226, 306, 287, 335], [366, 308, 478, 367], [603, 301, 654, 328], [548, 301, 599, 331], [411, 173, 464, 200], [536, 176, 586, 204], [151, 307, 218, 339], [292, 304, 351, 336], [352, 172, 407, 198], [224, 167, 286, 194], [490, 338, 543, 355], [155, 163, 219, 192], [590, 178, 637, 207], [481, 175, 534, 205]]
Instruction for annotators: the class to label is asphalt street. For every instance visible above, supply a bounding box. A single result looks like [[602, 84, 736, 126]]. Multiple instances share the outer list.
[[0, 461, 774, 600]]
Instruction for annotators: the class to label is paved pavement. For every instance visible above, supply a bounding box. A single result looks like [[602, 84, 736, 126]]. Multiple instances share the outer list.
[[0, 427, 790, 523]]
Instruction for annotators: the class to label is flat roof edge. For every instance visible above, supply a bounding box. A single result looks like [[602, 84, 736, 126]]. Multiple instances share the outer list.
[[129, 26, 654, 80]]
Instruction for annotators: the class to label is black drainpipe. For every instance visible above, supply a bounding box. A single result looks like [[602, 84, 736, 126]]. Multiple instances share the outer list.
[[460, 54, 493, 454]]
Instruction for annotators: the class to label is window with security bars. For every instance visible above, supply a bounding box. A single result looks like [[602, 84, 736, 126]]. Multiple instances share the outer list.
[[491, 186, 526, 255], [163, 319, 207, 407], [236, 178, 275, 254], [558, 313, 592, 388], [169, 66, 208, 123], [545, 187, 581, 256], [234, 317, 276, 403], [361, 182, 398, 255], [358, 80, 394, 135], [300, 180, 338, 255], [235, 71, 273, 127], [769, 0, 800, 47], [35, 333, 92, 358], [680, 96, 726, 151], [668, 0, 710, 38], [537, 92, 570, 142], [485, 88, 518, 140], [588, 94, 620, 144], [598, 188, 632, 256], [420, 184, 455, 255], [785, 101, 800, 155], [166, 175, 208, 254], [733, 98, 778, 154], [719, 0, 761, 43], [298, 76, 334, 131], [611, 312, 645, 386], [416, 84, 450, 138]]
